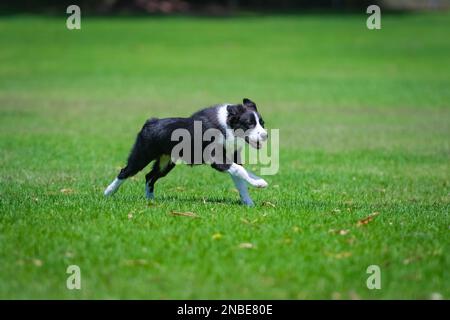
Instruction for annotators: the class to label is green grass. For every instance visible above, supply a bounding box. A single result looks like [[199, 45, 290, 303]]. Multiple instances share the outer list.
[[0, 13, 449, 299]]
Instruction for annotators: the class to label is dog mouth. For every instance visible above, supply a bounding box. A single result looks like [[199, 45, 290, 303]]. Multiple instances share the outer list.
[[245, 137, 262, 149]]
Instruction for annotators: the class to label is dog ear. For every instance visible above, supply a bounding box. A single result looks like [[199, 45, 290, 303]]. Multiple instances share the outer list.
[[243, 98, 257, 111], [227, 104, 245, 127]]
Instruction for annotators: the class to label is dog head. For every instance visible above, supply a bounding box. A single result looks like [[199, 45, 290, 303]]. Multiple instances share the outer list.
[[226, 98, 268, 149]]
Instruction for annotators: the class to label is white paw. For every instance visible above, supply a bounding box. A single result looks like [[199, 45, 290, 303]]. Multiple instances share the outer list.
[[242, 198, 255, 207], [104, 187, 115, 196], [251, 178, 268, 188]]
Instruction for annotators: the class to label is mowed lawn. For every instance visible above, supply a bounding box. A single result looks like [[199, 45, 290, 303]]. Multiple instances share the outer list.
[[0, 13, 449, 299]]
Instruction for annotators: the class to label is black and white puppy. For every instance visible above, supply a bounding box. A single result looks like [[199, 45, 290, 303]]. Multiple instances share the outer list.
[[104, 98, 268, 206]]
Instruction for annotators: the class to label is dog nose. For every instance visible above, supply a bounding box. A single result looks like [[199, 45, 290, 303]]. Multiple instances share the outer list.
[[260, 132, 268, 141]]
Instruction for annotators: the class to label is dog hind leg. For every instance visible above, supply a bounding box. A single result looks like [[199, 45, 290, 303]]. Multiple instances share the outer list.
[[145, 155, 175, 199], [104, 139, 154, 197]]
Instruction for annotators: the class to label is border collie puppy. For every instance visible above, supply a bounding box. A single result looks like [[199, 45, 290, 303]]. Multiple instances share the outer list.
[[104, 98, 268, 206]]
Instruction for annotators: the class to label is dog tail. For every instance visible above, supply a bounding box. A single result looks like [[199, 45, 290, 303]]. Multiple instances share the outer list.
[[104, 117, 161, 197]]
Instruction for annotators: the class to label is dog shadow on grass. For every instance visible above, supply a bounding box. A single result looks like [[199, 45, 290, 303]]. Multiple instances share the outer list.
[[155, 194, 242, 206]]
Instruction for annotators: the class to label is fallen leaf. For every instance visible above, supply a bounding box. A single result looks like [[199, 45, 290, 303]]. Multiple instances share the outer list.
[[123, 259, 149, 266], [327, 251, 352, 259], [349, 290, 361, 300], [238, 242, 255, 249], [331, 292, 342, 300], [430, 292, 443, 300], [33, 259, 43, 267], [212, 233, 222, 240], [262, 201, 276, 208], [241, 218, 259, 226], [169, 211, 199, 218], [128, 213, 133, 219], [60, 188, 74, 194], [337, 252, 352, 259], [357, 212, 379, 227], [403, 255, 422, 265], [328, 229, 350, 236]]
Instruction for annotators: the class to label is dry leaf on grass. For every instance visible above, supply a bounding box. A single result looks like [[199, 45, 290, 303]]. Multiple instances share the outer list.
[[357, 212, 380, 227], [122, 259, 149, 266], [60, 188, 74, 194], [328, 229, 350, 235], [326, 251, 352, 259], [430, 293, 443, 300], [262, 201, 276, 208], [32, 259, 43, 267], [403, 255, 422, 265], [240, 218, 259, 226], [238, 242, 255, 249], [348, 290, 361, 300], [241, 218, 250, 224], [212, 233, 223, 240], [331, 292, 342, 300], [169, 211, 199, 218]]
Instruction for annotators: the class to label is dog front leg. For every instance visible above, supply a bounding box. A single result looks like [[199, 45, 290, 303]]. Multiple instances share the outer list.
[[230, 175, 254, 207], [227, 163, 268, 188], [247, 170, 264, 182], [211, 162, 267, 206]]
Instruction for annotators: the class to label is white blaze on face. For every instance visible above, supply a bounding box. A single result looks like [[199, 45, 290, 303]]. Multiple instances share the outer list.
[[217, 104, 245, 151], [216, 104, 229, 130], [247, 112, 268, 144]]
